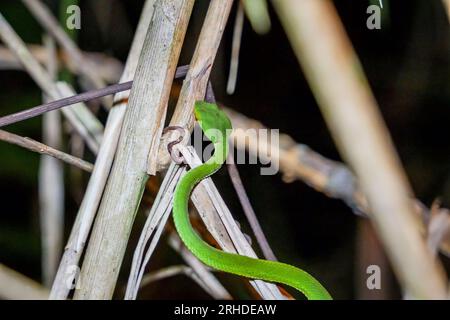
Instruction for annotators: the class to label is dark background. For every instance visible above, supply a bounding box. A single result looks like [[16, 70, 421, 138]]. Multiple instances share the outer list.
[[0, 0, 449, 299]]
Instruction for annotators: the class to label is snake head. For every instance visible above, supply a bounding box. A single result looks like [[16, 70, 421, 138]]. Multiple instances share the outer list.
[[194, 101, 232, 144]]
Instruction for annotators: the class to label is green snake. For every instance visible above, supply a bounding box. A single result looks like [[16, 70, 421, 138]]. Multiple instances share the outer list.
[[172, 101, 332, 300]]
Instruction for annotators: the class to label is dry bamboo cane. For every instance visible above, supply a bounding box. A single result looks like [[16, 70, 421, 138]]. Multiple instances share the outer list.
[[273, 0, 448, 299], [73, 0, 195, 299], [49, 0, 158, 300]]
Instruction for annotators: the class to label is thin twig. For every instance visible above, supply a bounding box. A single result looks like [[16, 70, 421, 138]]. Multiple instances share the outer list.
[[427, 203, 450, 256], [0, 66, 189, 128], [0, 129, 94, 172], [226, 1, 244, 95], [0, 82, 129, 128], [226, 156, 278, 261]]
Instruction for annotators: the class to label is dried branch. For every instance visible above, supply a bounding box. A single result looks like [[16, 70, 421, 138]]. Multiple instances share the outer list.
[[226, 156, 277, 261], [0, 82, 131, 128], [0, 129, 93, 172], [0, 66, 189, 129], [273, 0, 447, 298], [224, 106, 450, 257], [140, 265, 194, 287]]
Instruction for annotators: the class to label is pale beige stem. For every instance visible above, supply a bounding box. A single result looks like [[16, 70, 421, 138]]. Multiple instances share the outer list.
[[273, 0, 447, 298], [442, 0, 450, 22], [0, 264, 49, 300], [49, 0, 157, 300], [73, 0, 195, 300], [39, 35, 64, 287], [226, 1, 245, 95]]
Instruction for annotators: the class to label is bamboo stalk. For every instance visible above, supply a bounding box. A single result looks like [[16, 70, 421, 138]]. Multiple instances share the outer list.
[[49, 0, 158, 300], [73, 0, 195, 300], [273, 0, 448, 299]]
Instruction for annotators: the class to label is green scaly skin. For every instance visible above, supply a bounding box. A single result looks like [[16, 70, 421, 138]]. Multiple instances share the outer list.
[[172, 101, 332, 300]]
